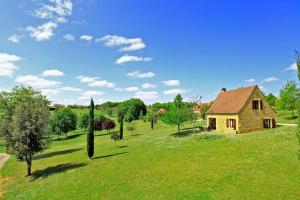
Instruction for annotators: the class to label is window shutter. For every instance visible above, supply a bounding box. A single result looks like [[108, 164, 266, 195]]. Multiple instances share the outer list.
[[233, 119, 236, 130], [226, 119, 229, 128], [260, 100, 263, 109]]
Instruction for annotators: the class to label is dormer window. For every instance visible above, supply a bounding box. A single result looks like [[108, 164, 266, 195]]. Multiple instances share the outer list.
[[252, 100, 263, 110]]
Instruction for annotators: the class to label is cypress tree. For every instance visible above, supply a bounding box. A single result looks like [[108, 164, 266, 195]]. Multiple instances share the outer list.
[[87, 98, 94, 159], [119, 111, 124, 139]]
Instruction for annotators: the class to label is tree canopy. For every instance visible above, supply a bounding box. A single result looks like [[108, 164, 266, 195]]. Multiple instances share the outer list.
[[278, 81, 300, 118], [0, 86, 50, 176]]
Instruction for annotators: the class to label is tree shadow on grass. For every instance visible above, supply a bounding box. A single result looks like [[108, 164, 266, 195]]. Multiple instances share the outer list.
[[197, 133, 225, 141], [171, 129, 201, 137], [118, 145, 128, 149], [31, 162, 87, 181], [95, 132, 111, 137], [52, 133, 84, 141], [93, 152, 129, 160], [33, 148, 83, 160]]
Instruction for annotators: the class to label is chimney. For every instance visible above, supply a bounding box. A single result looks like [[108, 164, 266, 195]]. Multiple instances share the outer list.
[[221, 87, 226, 92]]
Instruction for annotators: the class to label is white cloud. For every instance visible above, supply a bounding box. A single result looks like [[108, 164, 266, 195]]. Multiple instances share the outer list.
[[142, 83, 157, 89], [15, 75, 61, 88], [77, 75, 114, 88], [42, 69, 64, 77], [135, 91, 158, 100], [0, 53, 22, 77], [60, 86, 82, 92], [77, 75, 99, 83], [78, 91, 104, 100], [41, 88, 61, 97], [80, 35, 93, 42], [88, 80, 115, 88], [96, 35, 146, 51], [8, 34, 23, 44], [114, 88, 125, 92], [162, 80, 180, 86], [0, 53, 22, 63], [262, 77, 279, 83], [245, 78, 256, 83], [126, 71, 155, 79], [35, 0, 73, 23], [63, 34, 75, 41], [126, 87, 139, 92], [284, 63, 297, 71], [115, 54, 152, 64], [26, 22, 58, 41], [163, 89, 188, 95]]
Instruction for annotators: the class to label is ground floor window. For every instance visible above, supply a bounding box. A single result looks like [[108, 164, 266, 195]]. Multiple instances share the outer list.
[[226, 119, 236, 130], [263, 119, 271, 128]]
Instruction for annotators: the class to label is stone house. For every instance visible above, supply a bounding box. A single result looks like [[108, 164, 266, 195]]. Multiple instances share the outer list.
[[206, 85, 277, 134]]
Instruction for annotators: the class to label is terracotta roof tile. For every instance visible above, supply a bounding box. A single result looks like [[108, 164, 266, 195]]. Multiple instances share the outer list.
[[207, 85, 257, 114]]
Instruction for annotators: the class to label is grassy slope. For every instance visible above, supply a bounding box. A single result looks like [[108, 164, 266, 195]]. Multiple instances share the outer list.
[[277, 110, 298, 124], [1, 119, 300, 200]]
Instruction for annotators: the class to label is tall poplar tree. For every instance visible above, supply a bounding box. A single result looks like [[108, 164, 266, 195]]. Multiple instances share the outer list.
[[87, 98, 94, 159]]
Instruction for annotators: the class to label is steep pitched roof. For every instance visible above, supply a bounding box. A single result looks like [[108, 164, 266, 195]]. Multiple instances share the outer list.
[[207, 85, 257, 114]]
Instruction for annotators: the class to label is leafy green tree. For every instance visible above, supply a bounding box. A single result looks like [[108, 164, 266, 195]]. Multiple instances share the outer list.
[[294, 50, 300, 149], [200, 105, 209, 121], [119, 98, 147, 121], [162, 95, 192, 134], [278, 81, 300, 118], [78, 113, 89, 130], [174, 94, 184, 109], [49, 108, 78, 138], [12, 101, 50, 176], [189, 95, 202, 136], [107, 108, 113, 117], [87, 98, 94, 159], [0, 86, 50, 176], [111, 131, 120, 147], [266, 93, 277, 107]]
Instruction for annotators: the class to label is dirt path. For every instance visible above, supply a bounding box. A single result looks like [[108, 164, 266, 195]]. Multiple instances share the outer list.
[[277, 123, 297, 127], [0, 153, 10, 198], [0, 153, 9, 169]]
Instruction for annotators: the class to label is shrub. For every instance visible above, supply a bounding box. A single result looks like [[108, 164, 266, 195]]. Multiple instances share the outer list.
[[78, 112, 89, 130], [119, 98, 147, 122]]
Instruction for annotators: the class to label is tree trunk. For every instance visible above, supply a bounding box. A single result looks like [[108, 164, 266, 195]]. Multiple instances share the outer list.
[[193, 118, 196, 136], [177, 124, 181, 134], [26, 155, 32, 176], [151, 117, 154, 129], [120, 112, 124, 140], [292, 109, 295, 118]]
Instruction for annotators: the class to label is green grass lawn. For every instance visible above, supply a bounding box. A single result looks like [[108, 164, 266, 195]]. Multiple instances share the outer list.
[[1, 120, 300, 200], [277, 110, 298, 124]]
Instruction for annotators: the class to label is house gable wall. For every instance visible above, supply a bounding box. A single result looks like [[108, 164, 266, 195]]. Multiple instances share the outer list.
[[238, 87, 277, 133]]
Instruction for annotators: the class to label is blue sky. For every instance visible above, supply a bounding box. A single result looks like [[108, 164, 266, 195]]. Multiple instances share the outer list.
[[0, 0, 299, 105]]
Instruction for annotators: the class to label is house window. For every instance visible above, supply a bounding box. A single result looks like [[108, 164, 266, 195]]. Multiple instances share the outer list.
[[263, 119, 271, 128], [252, 100, 263, 110], [226, 119, 236, 130]]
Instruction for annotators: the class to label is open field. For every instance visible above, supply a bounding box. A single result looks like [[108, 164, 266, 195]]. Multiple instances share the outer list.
[[1, 119, 299, 200], [277, 110, 298, 124]]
